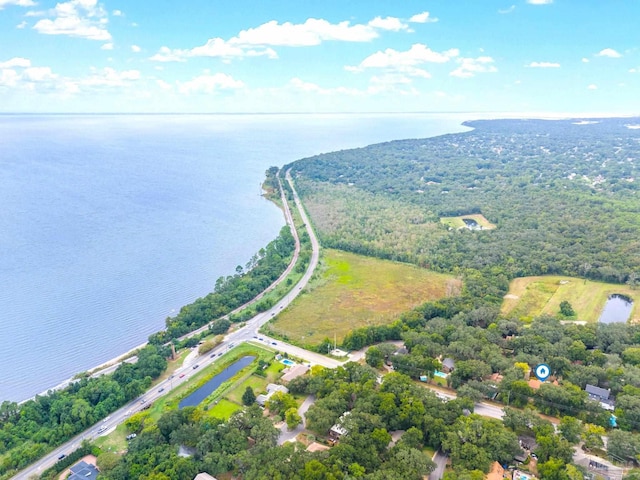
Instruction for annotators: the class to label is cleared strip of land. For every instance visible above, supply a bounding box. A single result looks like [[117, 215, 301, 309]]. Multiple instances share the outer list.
[[267, 249, 461, 345], [501, 275, 639, 323]]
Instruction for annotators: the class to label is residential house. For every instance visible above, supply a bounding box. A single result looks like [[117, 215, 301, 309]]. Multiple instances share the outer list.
[[485, 461, 505, 480], [256, 383, 289, 407], [67, 461, 99, 480], [585, 384, 616, 411], [281, 364, 309, 383], [194, 474, 218, 480], [442, 358, 456, 373], [328, 412, 351, 444]]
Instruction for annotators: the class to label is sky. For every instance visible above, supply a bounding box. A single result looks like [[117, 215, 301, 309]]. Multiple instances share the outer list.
[[0, 0, 638, 114]]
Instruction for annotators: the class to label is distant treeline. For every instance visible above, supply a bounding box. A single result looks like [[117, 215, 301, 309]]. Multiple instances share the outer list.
[[287, 117, 640, 284]]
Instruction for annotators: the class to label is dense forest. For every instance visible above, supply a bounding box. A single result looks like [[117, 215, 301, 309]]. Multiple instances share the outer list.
[[286, 117, 640, 283]]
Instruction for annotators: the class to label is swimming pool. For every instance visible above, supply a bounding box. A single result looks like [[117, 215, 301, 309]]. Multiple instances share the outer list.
[[434, 370, 448, 378], [281, 359, 295, 366]]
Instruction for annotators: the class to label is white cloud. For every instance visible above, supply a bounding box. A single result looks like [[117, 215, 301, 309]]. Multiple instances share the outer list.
[[526, 61, 560, 68], [349, 43, 458, 72], [79, 67, 140, 87], [152, 15, 406, 63], [527, 0, 553, 4], [588, 84, 597, 90], [16, 20, 27, 28], [0, 57, 31, 68], [33, 0, 111, 41], [368, 16, 408, 32], [408, 11, 438, 23], [112, 9, 122, 16], [23, 66, 58, 82], [189, 37, 277, 59], [498, 5, 516, 14], [131, 44, 141, 53], [630, 68, 638, 73], [596, 48, 622, 58], [156, 79, 172, 91], [450, 56, 497, 78], [582, 57, 589, 63], [101, 42, 113, 50], [233, 18, 377, 46], [0, 0, 35, 8], [178, 72, 244, 94], [150, 46, 188, 62]]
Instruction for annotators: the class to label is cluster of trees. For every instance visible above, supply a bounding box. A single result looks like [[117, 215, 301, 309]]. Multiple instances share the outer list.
[[287, 117, 640, 283], [288, 362, 587, 477], [148, 225, 295, 344], [357, 296, 640, 434], [0, 344, 168, 479]]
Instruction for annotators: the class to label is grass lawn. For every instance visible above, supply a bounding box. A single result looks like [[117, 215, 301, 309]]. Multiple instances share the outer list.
[[266, 249, 461, 345], [440, 213, 496, 230], [208, 399, 243, 420], [501, 275, 639, 323], [226, 374, 270, 404]]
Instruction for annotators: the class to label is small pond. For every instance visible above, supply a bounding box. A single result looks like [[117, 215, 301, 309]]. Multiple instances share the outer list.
[[598, 294, 634, 324], [179, 355, 255, 409]]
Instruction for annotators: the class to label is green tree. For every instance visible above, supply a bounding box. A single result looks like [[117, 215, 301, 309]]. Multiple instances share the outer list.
[[265, 391, 298, 416], [285, 407, 301, 430], [558, 416, 582, 444], [582, 423, 605, 450], [559, 301, 575, 317], [242, 386, 256, 406]]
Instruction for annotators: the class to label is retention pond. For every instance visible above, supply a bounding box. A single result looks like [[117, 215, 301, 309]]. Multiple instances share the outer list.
[[598, 294, 634, 324], [179, 355, 255, 409]]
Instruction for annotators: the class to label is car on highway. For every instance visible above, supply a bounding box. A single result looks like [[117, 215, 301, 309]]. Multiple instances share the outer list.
[[210, 353, 215, 358], [179, 373, 185, 378], [193, 364, 199, 369], [97, 426, 107, 433], [271, 342, 277, 346], [57, 454, 66, 460], [140, 399, 146, 404], [158, 387, 164, 393]]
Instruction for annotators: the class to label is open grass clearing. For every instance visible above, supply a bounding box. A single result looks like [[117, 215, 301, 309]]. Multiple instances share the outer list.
[[208, 398, 243, 420], [226, 375, 269, 404], [440, 213, 496, 230], [267, 249, 461, 345], [501, 275, 639, 323]]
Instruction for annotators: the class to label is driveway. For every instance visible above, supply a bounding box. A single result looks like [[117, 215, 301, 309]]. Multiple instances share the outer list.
[[278, 395, 316, 445]]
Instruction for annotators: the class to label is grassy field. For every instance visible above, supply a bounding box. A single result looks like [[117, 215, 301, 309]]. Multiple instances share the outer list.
[[501, 275, 639, 323], [440, 213, 496, 230], [208, 398, 243, 419], [266, 249, 461, 345]]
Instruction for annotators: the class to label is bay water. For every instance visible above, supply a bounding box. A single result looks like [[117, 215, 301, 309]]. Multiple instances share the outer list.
[[0, 113, 468, 402]]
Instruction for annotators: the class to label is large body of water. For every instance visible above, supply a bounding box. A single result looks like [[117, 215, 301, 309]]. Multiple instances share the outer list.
[[0, 113, 468, 402]]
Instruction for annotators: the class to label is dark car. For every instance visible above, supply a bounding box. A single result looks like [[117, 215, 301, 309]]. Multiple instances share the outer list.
[[57, 454, 66, 460], [193, 364, 199, 369], [158, 387, 164, 393]]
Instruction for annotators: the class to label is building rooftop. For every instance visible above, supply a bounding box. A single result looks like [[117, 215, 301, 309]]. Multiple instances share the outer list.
[[68, 461, 99, 480]]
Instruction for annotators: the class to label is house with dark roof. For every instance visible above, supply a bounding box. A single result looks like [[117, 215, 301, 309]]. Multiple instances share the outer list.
[[67, 461, 99, 480], [442, 358, 456, 373], [585, 384, 615, 411]]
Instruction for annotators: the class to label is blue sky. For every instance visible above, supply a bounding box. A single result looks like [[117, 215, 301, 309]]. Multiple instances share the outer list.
[[1, 0, 638, 114]]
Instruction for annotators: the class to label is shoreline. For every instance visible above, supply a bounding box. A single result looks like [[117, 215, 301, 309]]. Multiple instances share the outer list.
[[20, 341, 148, 405]]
